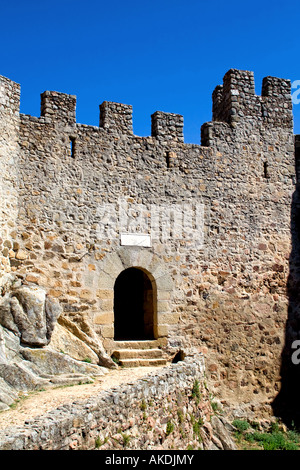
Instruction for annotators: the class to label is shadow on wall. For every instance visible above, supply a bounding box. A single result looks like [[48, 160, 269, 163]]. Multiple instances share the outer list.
[[272, 153, 300, 427]]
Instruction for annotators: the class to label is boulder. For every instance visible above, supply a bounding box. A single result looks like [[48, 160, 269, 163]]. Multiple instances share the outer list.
[[0, 325, 22, 363], [10, 285, 61, 347], [0, 377, 18, 410], [0, 362, 49, 392], [210, 415, 237, 450], [0, 274, 62, 347], [50, 322, 99, 364]]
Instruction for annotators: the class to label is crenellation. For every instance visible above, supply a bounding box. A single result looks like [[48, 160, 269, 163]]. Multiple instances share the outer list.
[[212, 84, 224, 122], [0, 75, 20, 114], [99, 101, 133, 135], [211, 68, 293, 129], [151, 111, 184, 143], [212, 69, 255, 124], [40, 90, 77, 126], [261, 76, 291, 99]]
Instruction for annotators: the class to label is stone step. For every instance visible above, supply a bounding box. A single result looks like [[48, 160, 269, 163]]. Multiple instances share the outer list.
[[49, 376, 93, 386], [112, 340, 167, 367], [117, 357, 167, 368], [112, 348, 163, 360], [113, 340, 160, 350]]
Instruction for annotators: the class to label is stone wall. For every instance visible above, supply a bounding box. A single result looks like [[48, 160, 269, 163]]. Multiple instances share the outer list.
[[0, 75, 20, 272], [0, 355, 236, 451], [0, 69, 297, 418], [211, 69, 292, 128]]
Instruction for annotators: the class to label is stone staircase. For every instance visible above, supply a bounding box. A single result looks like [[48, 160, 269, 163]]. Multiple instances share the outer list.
[[112, 340, 167, 368]]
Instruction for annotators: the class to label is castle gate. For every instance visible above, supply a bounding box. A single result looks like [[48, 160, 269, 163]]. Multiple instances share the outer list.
[[114, 267, 155, 340]]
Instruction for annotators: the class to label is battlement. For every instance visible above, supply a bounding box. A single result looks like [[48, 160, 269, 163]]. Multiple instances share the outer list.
[[212, 69, 293, 128], [0, 69, 294, 145], [151, 111, 184, 143], [41, 90, 76, 126], [0, 75, 20, 116], [99, 101, 133, 135]]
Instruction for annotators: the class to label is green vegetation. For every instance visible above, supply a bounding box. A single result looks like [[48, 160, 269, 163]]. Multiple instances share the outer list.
[[245, 431, 298, 450], [177, 408, 184, 424], [121, 433, 131, 448], [95, 435, 108, 448], [232, 419, 300, 450], [111, 354, 119, 365], [166, 421, 175, 435], [232, 419, 251, 433], [191, 415, 204, 440], [210, 400, 220, 414], [140, 399, 147, 411], [191, 379, 201, 402]]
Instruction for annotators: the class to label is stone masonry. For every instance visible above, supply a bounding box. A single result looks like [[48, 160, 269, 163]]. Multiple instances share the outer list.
[[0, 68, 298, 422]]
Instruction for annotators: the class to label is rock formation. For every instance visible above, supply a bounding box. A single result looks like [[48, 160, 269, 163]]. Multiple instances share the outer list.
[[0, 273, 115, 410]]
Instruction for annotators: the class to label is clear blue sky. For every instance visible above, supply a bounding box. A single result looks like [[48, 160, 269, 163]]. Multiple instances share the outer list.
[[1, 0, 299, 144]]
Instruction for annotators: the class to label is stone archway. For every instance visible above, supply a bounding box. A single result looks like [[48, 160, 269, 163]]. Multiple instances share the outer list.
[[91, 247, 175, 353], [114, 267, 156, 341]]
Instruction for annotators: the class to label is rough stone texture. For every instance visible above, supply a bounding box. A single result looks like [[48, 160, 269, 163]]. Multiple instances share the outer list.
[[0, 355, 237, 451], [0, 377, 18, 410], [0, 272, 62, 346], [50, 322, 100, 364], [0, 321, 109, 410], [0, 272, 111, 410], [0, 68, 298, 424], [0, 76, 20, 272]]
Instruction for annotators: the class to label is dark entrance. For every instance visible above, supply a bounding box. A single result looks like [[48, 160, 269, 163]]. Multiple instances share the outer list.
[[114, 267, 155, 340]]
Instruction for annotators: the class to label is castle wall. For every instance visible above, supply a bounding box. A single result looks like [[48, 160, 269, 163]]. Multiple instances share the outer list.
[[0, 76, 20, 273], [0, 69, 296, 410]]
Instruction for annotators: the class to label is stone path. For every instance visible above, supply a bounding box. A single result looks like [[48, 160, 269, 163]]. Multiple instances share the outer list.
[[0, 366, 163, 430]]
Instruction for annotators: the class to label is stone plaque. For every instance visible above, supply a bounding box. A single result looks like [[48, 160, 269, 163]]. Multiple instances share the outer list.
[[120, 233, 151, 247]]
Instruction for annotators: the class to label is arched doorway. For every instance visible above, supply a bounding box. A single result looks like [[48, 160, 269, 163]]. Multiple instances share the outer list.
[[114, 267, 156, 341]]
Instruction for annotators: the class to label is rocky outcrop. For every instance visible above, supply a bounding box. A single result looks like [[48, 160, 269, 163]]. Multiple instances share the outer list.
[[55, 316, 117, 369], [0, 320, 110, 411], [0, 273, 114, 410], [50, 322, 100, 364]]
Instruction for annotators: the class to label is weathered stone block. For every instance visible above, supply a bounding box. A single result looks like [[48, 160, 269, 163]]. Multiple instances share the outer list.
[[94, 312, 114, 325]]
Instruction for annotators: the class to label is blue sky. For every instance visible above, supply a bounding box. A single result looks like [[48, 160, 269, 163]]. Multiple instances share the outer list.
[[1, 0, 299, 144]]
